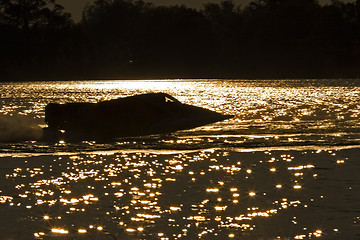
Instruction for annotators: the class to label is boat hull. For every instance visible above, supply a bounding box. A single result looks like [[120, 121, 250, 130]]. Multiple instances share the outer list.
[[43, 93, 233, 141]]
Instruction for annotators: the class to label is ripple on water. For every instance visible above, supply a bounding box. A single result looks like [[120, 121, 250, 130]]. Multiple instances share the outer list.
[[0, 79, 360, 239], [0, 147, 359, 239]]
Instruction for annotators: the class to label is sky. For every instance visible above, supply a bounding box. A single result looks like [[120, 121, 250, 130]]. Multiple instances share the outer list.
[[57, 0, 353, 22]]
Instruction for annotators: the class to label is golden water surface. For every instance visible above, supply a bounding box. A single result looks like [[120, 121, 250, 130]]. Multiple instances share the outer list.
[[0, 79, 359, 239]]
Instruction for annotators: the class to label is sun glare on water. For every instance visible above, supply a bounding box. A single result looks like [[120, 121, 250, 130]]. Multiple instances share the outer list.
[[1, 79, 359, 239]]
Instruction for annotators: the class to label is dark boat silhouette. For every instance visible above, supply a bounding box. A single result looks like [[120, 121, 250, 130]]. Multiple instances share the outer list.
[[43, 92, 233, 140]]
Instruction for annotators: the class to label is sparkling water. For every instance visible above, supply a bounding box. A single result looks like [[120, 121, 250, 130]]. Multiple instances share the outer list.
[[0, 79, 359, 239]]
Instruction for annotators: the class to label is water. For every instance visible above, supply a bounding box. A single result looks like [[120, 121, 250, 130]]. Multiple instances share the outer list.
[[0, 79, 359, 239]]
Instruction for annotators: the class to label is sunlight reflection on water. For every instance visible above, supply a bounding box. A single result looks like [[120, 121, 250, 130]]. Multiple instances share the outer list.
[[0, 79, 360, 239], [1, 148, 359, 239]]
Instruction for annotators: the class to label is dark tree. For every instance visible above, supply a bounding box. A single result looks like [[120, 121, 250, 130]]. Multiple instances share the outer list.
[[0, 0, 75, 81], [0, 0, 72, 30], [81, 0, 153, 77], [81, 0, 213, 78], [1, 0, 360, 80], [202, 0, 244, 75]]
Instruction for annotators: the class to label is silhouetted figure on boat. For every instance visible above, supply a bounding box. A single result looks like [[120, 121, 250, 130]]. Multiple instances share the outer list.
[[43, 92, 233, 141]]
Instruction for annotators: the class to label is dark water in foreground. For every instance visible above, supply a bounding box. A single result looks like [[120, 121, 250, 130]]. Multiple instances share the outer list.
[[0, 79, 360, 239]]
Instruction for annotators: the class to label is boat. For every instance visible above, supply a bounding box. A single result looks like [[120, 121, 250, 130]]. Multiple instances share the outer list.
[[43, 92, 233, 140]]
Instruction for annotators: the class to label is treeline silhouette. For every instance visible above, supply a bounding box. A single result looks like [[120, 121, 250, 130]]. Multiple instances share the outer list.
[[1, 0, 360, 80]]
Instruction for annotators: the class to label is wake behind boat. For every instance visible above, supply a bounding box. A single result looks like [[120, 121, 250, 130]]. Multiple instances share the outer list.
[[43, 92, 233, 140]]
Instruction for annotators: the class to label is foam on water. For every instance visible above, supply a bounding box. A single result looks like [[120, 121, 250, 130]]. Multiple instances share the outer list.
[[0, 114, 43, 142]]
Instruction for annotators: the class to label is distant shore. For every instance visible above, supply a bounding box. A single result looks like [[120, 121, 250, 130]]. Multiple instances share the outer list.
[[2, 70, 360, 82], [1, 0, 360, 83]]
